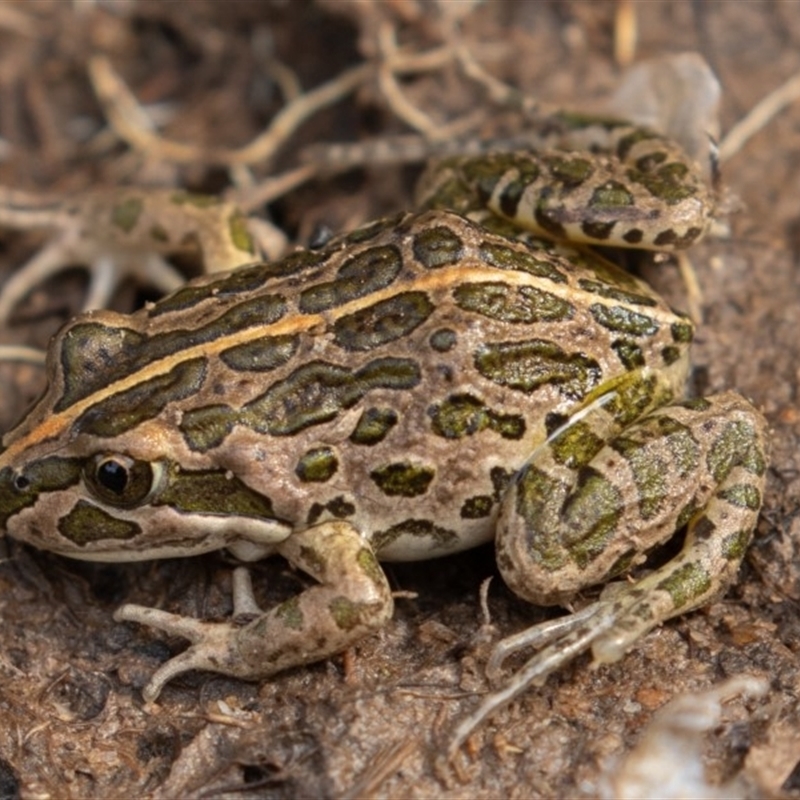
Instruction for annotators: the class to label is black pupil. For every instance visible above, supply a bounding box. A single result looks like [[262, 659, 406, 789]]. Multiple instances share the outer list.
[[97, 460, 128, 495]]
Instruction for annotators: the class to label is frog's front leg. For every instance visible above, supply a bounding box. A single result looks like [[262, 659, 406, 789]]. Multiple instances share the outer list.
[[114, 521, 394, 702]]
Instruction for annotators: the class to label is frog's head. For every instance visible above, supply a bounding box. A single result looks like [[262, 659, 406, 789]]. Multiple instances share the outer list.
[[0, 310, 290, 563], [0, 444, 290, 562]]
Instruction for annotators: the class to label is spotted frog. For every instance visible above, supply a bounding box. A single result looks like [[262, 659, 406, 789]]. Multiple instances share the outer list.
[[0, 118, 768, 712]]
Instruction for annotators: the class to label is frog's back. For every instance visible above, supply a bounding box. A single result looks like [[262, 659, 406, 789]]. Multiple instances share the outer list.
[[4, 210, 691, 560]]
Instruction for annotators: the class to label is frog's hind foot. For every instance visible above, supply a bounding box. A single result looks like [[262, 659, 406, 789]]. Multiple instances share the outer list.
[[440, 598, 618, 768]]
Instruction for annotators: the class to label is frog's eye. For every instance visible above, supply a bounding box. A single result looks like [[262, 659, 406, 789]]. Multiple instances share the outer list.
[[84, 454, 160, 508]]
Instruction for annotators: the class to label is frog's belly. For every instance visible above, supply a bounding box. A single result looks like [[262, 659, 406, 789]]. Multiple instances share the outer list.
[[287, 437, 527, 562]]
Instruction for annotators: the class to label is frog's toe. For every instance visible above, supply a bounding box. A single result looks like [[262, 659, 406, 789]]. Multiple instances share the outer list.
[[115, 604, 244, 702], [115, 603, 212, 643], [446, 602, 617, 759], [485, 600, 608, 683]]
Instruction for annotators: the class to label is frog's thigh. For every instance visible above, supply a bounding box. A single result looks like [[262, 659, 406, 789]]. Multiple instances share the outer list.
[[496, 392, 768, 616], [236, 521, 394, 673]]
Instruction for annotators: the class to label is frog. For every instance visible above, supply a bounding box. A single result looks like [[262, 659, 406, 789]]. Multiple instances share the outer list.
[[0, 114, 768, 730]]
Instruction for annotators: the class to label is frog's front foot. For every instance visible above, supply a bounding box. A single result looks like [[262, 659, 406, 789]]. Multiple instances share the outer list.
[[115, 522, 394, 702]]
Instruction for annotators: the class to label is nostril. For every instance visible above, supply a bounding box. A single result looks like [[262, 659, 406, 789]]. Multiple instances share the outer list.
[[13, 474, 29, 491]]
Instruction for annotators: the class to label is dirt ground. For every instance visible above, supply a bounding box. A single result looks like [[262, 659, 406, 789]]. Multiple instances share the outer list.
[[0, 1, 798, 798]]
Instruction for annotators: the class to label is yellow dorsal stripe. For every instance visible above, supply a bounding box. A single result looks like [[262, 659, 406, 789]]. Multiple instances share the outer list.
[[1, 261, 676, 463]]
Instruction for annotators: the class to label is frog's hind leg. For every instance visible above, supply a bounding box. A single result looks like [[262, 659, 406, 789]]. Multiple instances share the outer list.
[[497, 390, 767, 633], [444, 390, 767, 760]]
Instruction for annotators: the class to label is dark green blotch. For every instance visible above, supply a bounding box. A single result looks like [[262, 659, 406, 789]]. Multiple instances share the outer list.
[[656, 561, 711, 609], [0, 458, 83, 528], [344, 213, 405, 244], [307, 502, 324, 526], [590, 303, 659, 337], [678, 397, 712, 412], [626, 161, 695, 205], [75, 359, 206, 438], [661, 345, 683, 366], [490, 466, 514, 501], [372, 519, 459, 553], [295, 447, 339, 483], [412, 225, 464, 268], [707, 420, 767, 481], [156, 468, 276, 519], [370, 462, 434, 497], [429, 328, 457, 352], [299, 244, 402, 313], [546, 155, 594, 186], [692, 517, 716, 541], [577, 279, 658, 308], [357, 546, 385, 588], [478, 240, 567, 283], [56, 322, 146, 411], [461, 495, 493, 519], [349, 407, 398, 446], [199, 293, 288, 342], [719, 483, 761, 510], [249, 357, 421, 438], [588, 180, 634, 208], [221, 334, 298, 372], [499, 180, 524, 217], [514, 464, 569, 571], [58, 500, 141, 545], [581, 221, 615, 241], [474, 339, 601, 400], [622, 228, 644, 244], [721, 528, 752, 561], [562, 469, 623, 569], [275, 596, 304, 631], [327, 496, 356, 518], [333, 291, 434, 351], [329, 596, 366, 631], [458, 154, 517, 201], [605, 374, 659, 427], [671, 321, 694, 343], [534, 206, 567, 240], [149, 223, 169, 243], [550, 420, 605, 469], [150, 261, 299, 317], [179, 403, 237, 453], [635, 151, 667, 170], [612, 339, 645, 370], [428, 393, 525, 440], [612, 431, 669, 521], [454, 282, 573, 323], [306, 497, 356, 525]]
